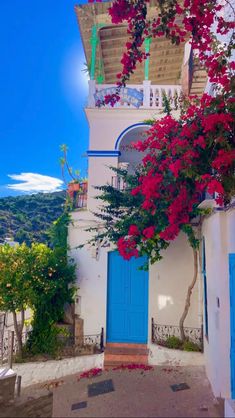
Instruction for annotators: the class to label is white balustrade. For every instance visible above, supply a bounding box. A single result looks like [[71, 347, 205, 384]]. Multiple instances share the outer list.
[[88, 80, 182, 109]]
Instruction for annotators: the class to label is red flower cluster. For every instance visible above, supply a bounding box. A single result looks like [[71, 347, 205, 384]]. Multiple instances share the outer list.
[[117, 236, 139, 260], [115, 89, 234, 258], [142, 226, 155, 239], [97, 0, 235, 260], [109, 0, 137, 24], [105, 0, 235, 105], [212, 150, 235, 173], [79, 368, 102, 379], [128, 225, 140, 236], [112, 363, 153, 371]]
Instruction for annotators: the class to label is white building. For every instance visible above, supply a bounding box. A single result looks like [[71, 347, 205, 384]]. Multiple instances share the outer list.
[[199, 202, 235, 416], [68, 5, 235, 412], [68, 0, 207, 368], [199, 1, 235, 415]]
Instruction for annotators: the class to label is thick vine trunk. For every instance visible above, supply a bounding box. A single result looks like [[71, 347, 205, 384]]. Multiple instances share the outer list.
[[12, 309, 25, 359], [179, 248, 198, 341]]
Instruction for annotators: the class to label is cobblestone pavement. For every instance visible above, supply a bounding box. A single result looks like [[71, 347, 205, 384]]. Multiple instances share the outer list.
[[0, 366, 222, 418], [53, 366, 221, 418]]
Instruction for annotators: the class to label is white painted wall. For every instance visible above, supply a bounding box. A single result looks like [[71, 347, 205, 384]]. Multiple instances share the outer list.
[[202, 207, 235, 399], [148, 343, 204, 366], [225, 399, 235, 418], [85, 107, 180, 212], [149, 232, 201, 330], [68, 102, 200, 354], [69, 211, 108, 338], [69, 212, 201, 345], [13, 353, 104, 387]]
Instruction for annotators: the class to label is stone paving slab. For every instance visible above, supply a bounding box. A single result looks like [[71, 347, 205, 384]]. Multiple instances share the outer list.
[[53, 366, 221, 418]]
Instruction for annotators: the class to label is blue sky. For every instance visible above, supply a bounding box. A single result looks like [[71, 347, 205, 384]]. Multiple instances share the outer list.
[[0, 0, 89, 197]]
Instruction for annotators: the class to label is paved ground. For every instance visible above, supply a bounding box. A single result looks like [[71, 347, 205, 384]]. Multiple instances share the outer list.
[[0, 393, 52, 418], [0, 366, 222, 418], [52, 366, 221, 418]]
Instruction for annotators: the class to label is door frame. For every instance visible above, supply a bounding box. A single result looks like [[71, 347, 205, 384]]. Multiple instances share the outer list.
[[106, 251, 149, 344]]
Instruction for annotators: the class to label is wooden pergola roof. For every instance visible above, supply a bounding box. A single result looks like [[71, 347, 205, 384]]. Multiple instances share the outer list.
[[75, 1, 186, 85]]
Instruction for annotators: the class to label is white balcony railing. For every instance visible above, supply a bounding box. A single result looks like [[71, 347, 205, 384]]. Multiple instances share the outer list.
[[111, 176, 127, 190], [88, 80, 182, 109]]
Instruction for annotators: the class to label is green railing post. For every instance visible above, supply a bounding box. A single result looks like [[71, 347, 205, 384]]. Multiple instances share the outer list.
[[144, 38, 152, 81], [90, 25, 98, 80]]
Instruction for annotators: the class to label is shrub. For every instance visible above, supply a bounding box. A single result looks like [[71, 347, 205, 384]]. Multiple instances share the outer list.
[[26, 321, 62, 356], [165, 336, 183, 350], [182, 340, 201, 352]]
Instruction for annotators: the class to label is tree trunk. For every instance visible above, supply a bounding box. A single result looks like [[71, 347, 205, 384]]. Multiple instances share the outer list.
[[20, 309, 25, 335], [12, 310, 24, 359], [179, 248, 198, 341]]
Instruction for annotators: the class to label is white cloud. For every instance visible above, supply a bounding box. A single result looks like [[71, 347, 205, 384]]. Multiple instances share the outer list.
[[7, 173, 64, 194]]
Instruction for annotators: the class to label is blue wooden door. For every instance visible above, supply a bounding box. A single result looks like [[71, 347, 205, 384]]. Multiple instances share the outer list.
[[107, 251, 148, 344], [230, 253, 235, 398]]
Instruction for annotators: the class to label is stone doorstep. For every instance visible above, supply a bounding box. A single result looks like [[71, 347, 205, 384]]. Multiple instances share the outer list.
[[104, 343, 148, 369], [104, 354, 148, 363], [106, 343, 147, 349], [104, 346, 149, 356]]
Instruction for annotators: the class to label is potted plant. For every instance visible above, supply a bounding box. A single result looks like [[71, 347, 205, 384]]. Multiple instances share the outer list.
[[60, 144, 88, 209], [68, 181, 80, 194]]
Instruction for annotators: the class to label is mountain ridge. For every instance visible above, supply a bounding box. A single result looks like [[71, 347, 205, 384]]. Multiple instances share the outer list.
[[0, 191, 66, 245]]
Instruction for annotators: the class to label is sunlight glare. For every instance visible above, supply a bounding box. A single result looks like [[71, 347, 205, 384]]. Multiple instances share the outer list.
[[62, 43, 89, 110], [158, 295, 174, 311]]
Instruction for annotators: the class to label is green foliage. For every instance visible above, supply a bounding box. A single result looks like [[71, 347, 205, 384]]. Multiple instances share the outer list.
[[162, 91, 172, 115], [0, 191, 66, 245], [48, 212, 71, 253], [181, 224, 200, 250], [25, 244, 76, 355], [26, 318, 63, 356], [0, 242, 76, 357], [182, 340, 201, 352], [164, 336, 182, 349], [143, 119, 155, 125], [91, 167, 169, 265], [0, 243, 31, 312], [163, 336, 201, 351], [60, 144, 82, 185]]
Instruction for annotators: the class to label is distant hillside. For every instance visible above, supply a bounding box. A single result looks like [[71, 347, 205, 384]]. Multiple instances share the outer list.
[[0, 191, 66, 245]]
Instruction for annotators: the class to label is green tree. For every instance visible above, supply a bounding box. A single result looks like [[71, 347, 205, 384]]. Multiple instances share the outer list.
[[47, 212, 71, 254], [0, 244, 31, 358], [26, 243, 76, 355], [0, 242, 76, 358]]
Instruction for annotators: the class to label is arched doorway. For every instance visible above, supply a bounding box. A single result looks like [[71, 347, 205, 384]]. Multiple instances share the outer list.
[[115, 123, 150, 174]]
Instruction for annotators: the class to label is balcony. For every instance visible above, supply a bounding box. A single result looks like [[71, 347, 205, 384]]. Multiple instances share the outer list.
[[88, 80, 182, 109], [67, 182, 88, 210], [111, 176, 127, 191]]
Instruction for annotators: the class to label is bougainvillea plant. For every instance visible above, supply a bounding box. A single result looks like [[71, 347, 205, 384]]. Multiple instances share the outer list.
[[106, 0, 235, 102], [90, 0, 235, 340], [97, 0, 235, 255], [116, 91, 235, 262]]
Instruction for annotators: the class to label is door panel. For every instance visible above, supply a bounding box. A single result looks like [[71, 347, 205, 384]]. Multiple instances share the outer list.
[[107, 251, 148, 343]]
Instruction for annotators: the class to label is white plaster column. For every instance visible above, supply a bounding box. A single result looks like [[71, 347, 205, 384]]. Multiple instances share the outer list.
[[143, 80, 151, 108], [88, 79, 96, 108]]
